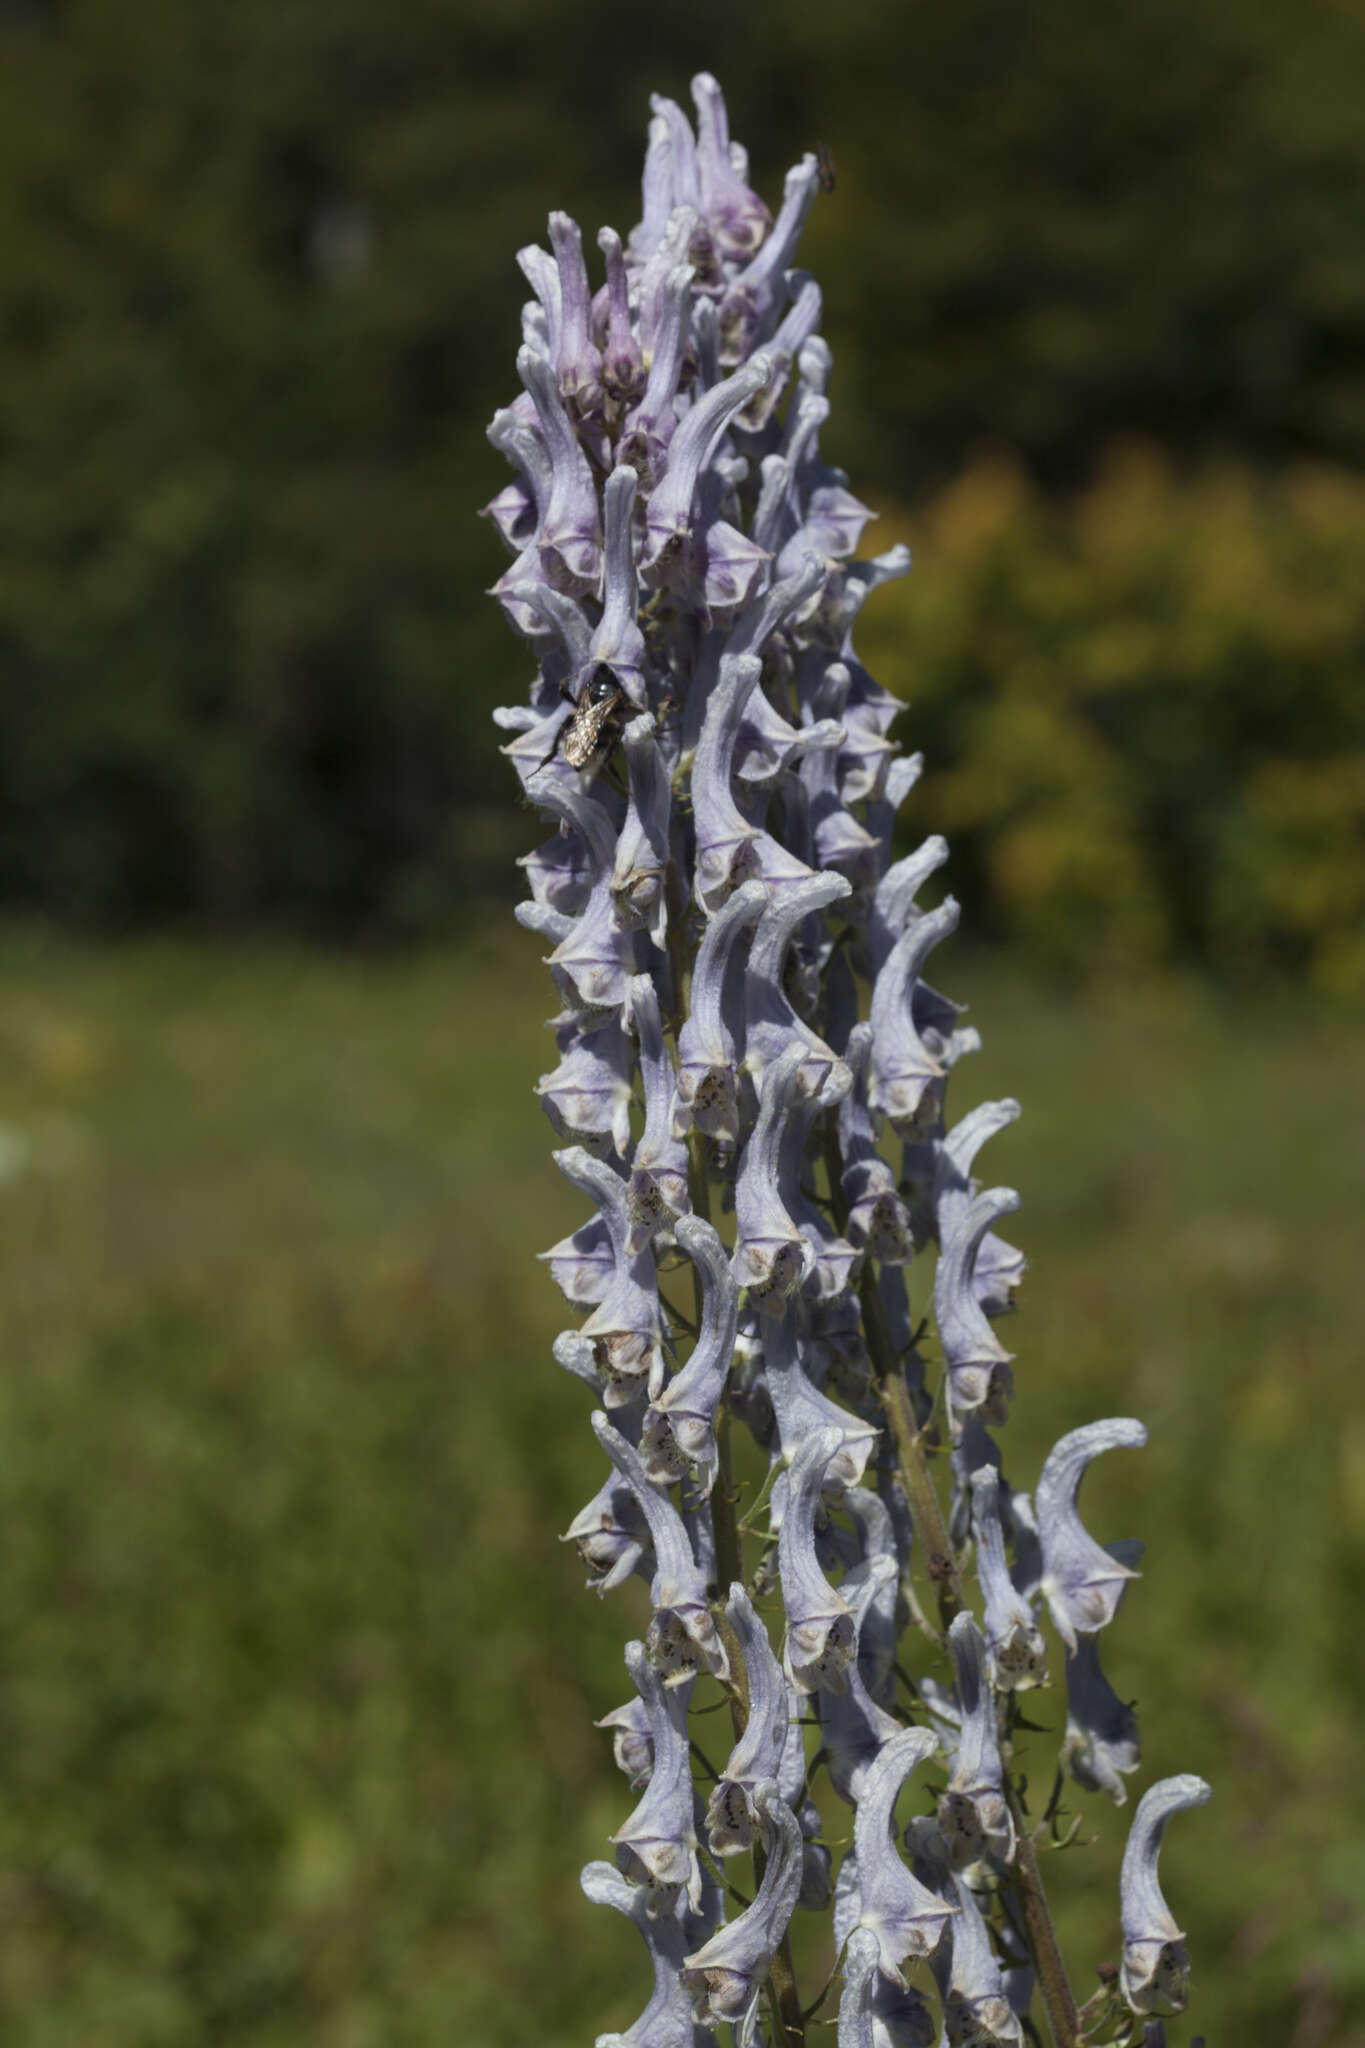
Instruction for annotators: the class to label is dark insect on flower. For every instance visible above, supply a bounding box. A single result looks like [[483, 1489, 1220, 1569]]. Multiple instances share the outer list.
[[563, 666, 630, 771], [537, 665, 632, 776], [815, 140, 836, 193]]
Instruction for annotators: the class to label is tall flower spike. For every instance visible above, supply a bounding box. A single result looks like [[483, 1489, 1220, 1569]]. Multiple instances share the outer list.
[[852, 1727, 956, 1978], [640, 1215, 738, 1492], [592, 1413, 730, 1685], [608, 1641, 702, 1916], [778, 1425, 856, 1695], [970, 1466, 1048, 1689], [579, 1862, 698, 2048], [1035, 1418, 1147, 1650], [938, 1613, 1015, 1868], [1119, 1775, 1212, 2014], [706, 1584, 791, 1853], [681, 1782, 804, 2044]]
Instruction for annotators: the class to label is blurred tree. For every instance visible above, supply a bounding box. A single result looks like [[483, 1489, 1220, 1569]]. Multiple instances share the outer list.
[[0, 0, 1361, 946]]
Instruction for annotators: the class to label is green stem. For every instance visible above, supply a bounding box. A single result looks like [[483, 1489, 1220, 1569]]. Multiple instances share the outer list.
[[857, 1264, 962, 1629], [1005, 1776, 1082, 2048]]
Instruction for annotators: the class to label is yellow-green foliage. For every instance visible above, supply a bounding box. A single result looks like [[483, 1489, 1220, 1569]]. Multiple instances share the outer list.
[[858, 449, 1365, 993]]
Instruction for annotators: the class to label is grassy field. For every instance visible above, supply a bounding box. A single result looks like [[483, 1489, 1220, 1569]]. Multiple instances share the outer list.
[[0, 923, 1360, 2045]]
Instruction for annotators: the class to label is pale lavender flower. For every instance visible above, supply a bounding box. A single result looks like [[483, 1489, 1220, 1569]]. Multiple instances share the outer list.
[[681, 1782, 803, 2041], [1119, 1775, 1212, 2014]]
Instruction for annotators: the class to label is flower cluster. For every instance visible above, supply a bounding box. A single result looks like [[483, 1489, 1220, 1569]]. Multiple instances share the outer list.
[[487, 75, 1209, 2048]]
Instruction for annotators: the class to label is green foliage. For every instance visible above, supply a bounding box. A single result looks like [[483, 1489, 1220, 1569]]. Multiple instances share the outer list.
[[859, 449, 1365, 991], [0, 0, 1363, 937], [0, 930, 1360, 2041]]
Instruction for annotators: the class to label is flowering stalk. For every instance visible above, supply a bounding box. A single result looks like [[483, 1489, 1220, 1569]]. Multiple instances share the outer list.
[[488, 76, 1209, 2048]]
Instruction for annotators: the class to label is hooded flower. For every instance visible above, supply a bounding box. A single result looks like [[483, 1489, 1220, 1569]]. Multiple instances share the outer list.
[[608, 1641, 702, 1915], [705, 1584, 792, 1853], [778, 1425, 857, 1695], [1035, 1418, 1147, 1650], [851, 1727, 956, 1978], [938, 1613, 1015, 1868], [593, 1413, 730, 1685], [1119, 1774, 1212, 2013], [681, 1782, 804, 2042], [641, 1215, 739, 1492]]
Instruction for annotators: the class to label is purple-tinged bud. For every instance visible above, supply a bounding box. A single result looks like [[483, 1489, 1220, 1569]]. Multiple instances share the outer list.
[[732, 1044, 814, 1315], [623, 979, 689, 1253], [681, 1782, 803, 2042], [673, 878, 766, 1143], [580, 1859, 698, 2048], [938, 1614, 1015, 1868], [744, 870, 854, 1106], [619, 264, 694, 485], [597, 226, 645, 411], [641, 1216, 737, 1492], [970, 1466, 1048, 1689], [555, 1148, 664, 1404], [852, 1728, 956, 1977], [737, 274, 823, 432], [935, 1186, 1021, 1429], [593, 1413, 730, 1685], [589, 465, 648, 699], [546, 211, 604, 419], [934, 1096, 1025, 1312], [706, 1584, 791, 1853], [609, 1641, 701, 1915], [868, 896, 959, 1136], [516, 343, 602, 595], [1119, 1775, 1211, 2013], [1035, 1419, 1147, 1650], [691, 72, 770, 260], [1061, 1634, 1141, 1803], [779, 1426, 857, 1695], [725, 156, 820, 339]]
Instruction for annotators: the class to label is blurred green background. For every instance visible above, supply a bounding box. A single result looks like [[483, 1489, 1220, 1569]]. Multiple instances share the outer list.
[[0, 0, 1363, 2040]]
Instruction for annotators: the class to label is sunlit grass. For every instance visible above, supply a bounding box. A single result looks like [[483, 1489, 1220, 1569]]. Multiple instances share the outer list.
[[0, 924, 1359, 2044]]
